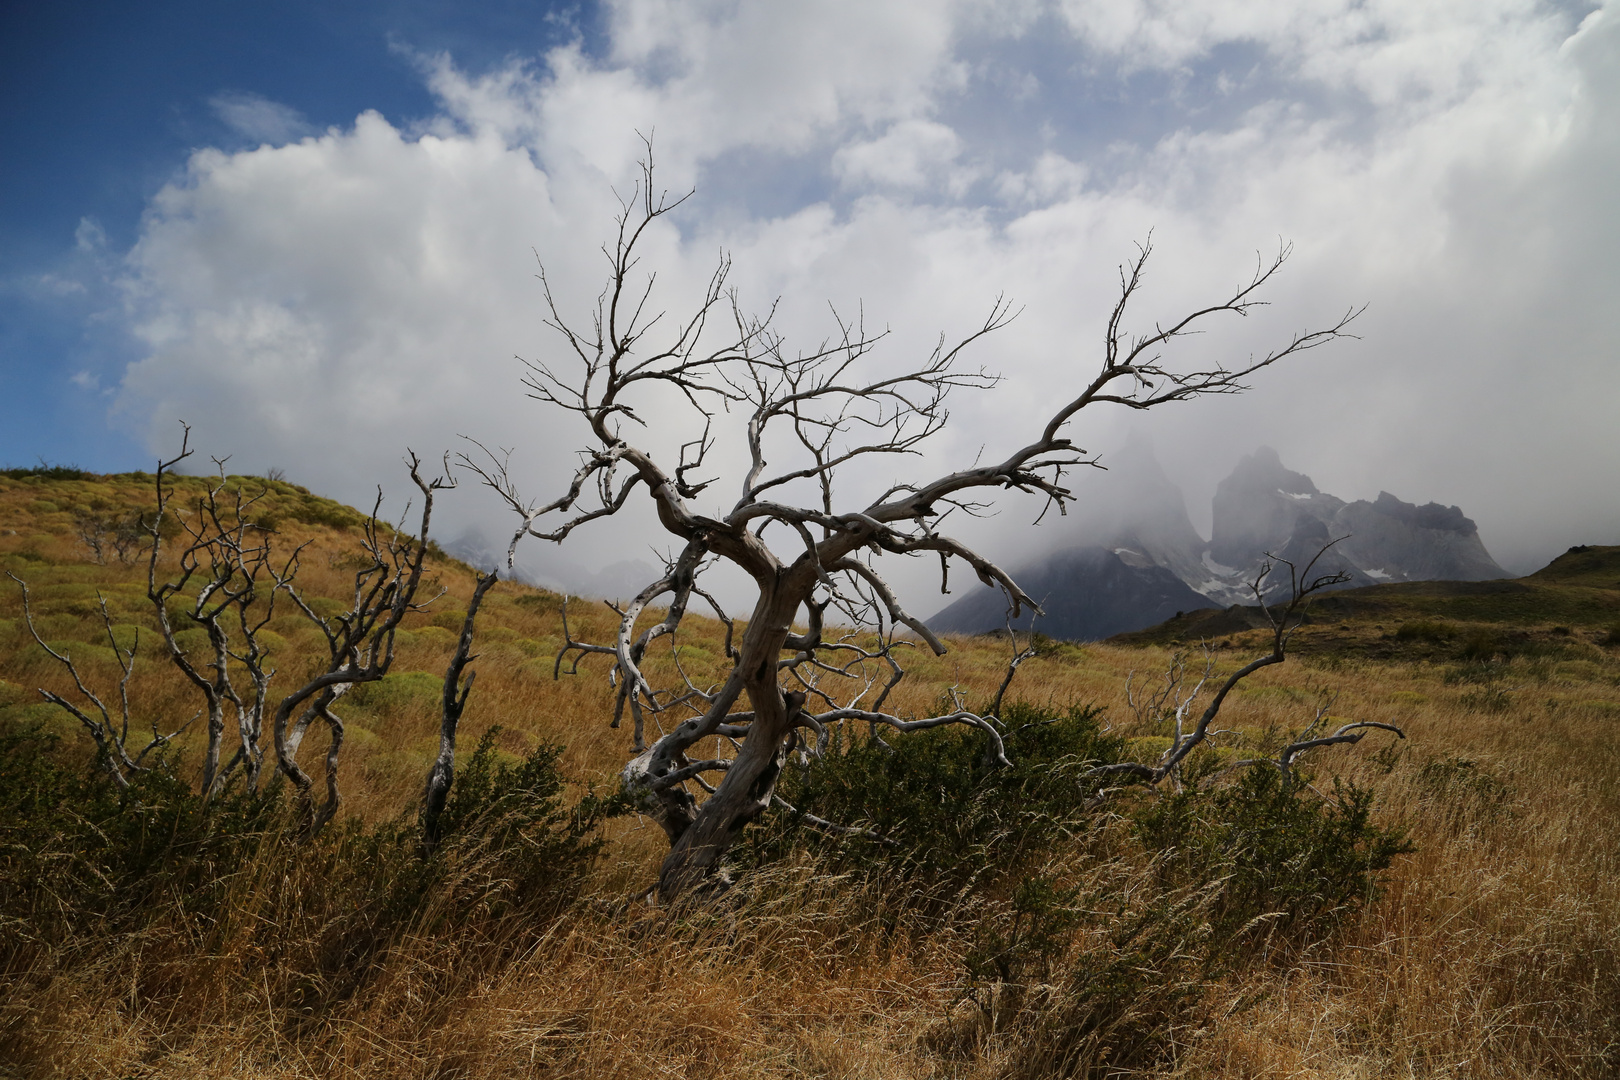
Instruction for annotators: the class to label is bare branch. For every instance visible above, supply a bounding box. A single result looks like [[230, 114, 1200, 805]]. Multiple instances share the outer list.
[[1088, 542, 1383, 798]]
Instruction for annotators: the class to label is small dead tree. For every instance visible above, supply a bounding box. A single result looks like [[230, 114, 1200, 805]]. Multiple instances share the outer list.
[[267, 455, 450, 835], [1093, 546, 1405, 797], [141, 435, 287, 799], [8, 578, 186, 791], [421, 567, 499, 854], [466, 151, 1361, 900], [14, 428, 457, 835], [75, 508, 146, 565]]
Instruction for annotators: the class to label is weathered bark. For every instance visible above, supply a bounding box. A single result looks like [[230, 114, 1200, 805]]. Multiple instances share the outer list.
[[657, 688, 799, 900]]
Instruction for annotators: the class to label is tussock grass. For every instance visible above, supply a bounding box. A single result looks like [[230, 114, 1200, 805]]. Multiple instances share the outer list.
[[3, 473, 1620, 1077]]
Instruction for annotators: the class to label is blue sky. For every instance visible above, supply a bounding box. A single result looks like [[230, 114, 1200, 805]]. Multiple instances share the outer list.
[[0, 0, 595, 470], [2, 0, 1616, 583]]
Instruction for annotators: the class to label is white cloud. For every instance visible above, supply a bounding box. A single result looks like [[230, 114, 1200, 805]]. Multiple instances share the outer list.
[[209, 91, 313, 145], [110, 0, 1620, 596], [833, 120, 967, 190], [32, 273, 87, 297]]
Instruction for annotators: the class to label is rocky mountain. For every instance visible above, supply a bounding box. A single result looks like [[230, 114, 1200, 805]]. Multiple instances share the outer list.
[[930, 443, 1506, 641], [1209, 447, 1505, 594]]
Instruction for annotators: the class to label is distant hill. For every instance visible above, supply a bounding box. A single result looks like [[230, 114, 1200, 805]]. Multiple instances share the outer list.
[[930, 442, 1508, 642], [1106, 544, 1620, 659]]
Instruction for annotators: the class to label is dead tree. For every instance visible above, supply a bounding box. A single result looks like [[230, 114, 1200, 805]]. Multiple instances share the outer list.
[[140, 433, 287, 798], [465, 150, 1361, 900], [75, 509, 144, 565], [267, 454, 449, 835], [14, 428, 456, 835], [1092, 547, 1404, 796], [421, 567, 500, 854], [8, 578, 186, 791]]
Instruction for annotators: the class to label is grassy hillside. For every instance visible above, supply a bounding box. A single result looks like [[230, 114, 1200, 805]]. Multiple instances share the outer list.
[[3, 468, 1620, 1078], [1110, 545, 1620, 662]]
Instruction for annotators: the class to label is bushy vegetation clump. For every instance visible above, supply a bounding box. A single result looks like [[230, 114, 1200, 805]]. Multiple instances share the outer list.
[[739, 698, 1414, 1075], [748, 702, 1125, 888], [1134, 765, 1413, 947], [0, 720, 605, 1052], [0, 464, 95, 482]]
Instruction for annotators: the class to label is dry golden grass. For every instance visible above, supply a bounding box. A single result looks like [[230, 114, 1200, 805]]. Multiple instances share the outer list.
[[3, 471, 1620, 1077]]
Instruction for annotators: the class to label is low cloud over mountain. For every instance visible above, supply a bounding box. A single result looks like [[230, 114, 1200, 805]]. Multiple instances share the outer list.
[[931, 443, 1505, 641]]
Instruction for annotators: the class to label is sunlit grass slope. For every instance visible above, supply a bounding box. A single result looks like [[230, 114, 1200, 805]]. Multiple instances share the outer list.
[[3, 467, 1620, 1078]]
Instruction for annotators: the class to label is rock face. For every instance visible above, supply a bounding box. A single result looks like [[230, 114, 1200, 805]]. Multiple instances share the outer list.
[[1209, 446, 1333, 571], [1211, 447, 1505, 593], [929, 443, 1506, 641]]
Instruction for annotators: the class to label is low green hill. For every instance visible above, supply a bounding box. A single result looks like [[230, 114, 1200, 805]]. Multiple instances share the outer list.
[[1108, 545, 1620, 660]]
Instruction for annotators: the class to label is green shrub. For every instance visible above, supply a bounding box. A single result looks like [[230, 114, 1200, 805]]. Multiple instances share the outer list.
[[963, 873, 1084, 992], [747, 702, 1124, 888], [1133, 765, 1412, 949], [943, 760, 1411, 1076], [1457, 627, 1503, 661], [1394, 619, 1452, 643], [348, 669, 442, 715], [0, 721, 603, 1007], [0, 726, 279, 961], [426, 727, 609, 918], [290, 496, 363, 530]]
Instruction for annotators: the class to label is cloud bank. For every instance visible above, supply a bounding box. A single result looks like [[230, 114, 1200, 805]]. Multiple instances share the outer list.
[[112, 0, 1620, 598]]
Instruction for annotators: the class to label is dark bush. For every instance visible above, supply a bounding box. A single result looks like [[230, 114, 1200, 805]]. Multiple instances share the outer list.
[[1458, 627, 1505, 662], [1133, 765, 1412, 950], [0, 725, 280, 966], [0, 464, 94, 481], [1394, 619, 1452, 643], [746, 701, 1124, 888], [425, 727, 608, 918], [0, 721, 604, 1016]]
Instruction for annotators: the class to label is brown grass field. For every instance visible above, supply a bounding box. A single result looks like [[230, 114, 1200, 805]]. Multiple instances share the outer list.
[[2, 468, 1619, 1078]]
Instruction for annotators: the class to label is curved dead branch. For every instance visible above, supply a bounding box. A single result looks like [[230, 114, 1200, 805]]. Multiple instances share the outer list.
[[1087, 543, 1403, 797]]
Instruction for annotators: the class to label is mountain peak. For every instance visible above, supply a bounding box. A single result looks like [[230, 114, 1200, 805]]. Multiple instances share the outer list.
[[1210, 451, 1504, 590], [931, 445, 1508, 642], [1225, 446, 1321, 497]]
